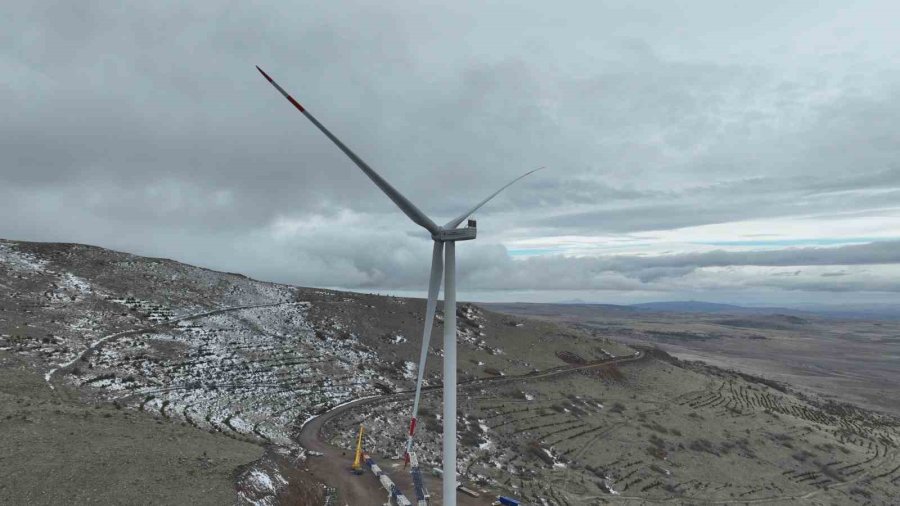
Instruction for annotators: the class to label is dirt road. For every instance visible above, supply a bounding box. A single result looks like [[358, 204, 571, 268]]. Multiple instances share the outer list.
[[44, 300, 307, 388], [297, 351, 646, 505]]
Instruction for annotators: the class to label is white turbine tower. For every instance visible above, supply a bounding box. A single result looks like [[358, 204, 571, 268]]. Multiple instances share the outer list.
[[257, 66, 538, 505]]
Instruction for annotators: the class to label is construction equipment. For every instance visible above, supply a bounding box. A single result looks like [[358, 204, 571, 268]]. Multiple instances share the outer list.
[[351, 425, 365, 474], [457, 485, 480, 498], [366, 453, 414, 505], [408, 452, 429, 505]]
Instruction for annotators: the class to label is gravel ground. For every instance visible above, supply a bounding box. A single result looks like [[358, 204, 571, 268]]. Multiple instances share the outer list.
[[0, 352, 263, 505]]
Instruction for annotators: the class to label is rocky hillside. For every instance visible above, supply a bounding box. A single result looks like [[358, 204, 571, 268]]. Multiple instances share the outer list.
[[0, 239, 626, 504], [3, 238, 900, 505]]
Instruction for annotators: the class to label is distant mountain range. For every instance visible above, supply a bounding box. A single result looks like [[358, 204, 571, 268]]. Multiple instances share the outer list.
[[630, 301, 753, 313], [554, 299, 900, 321]]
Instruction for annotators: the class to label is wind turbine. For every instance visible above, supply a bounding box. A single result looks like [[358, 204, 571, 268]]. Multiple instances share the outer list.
[[256, 66, 539, 505]]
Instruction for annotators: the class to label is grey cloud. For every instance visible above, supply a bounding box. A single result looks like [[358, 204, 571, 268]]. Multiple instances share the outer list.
[[759, 275, 900, 294], [3, 2, 900, 302], [533, 172, 900, 235], [603, 241, 900, 270], [451, 241, 900, 292]]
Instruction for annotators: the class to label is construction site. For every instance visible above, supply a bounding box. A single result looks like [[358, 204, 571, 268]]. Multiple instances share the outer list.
[[323, 413, 520, 505]]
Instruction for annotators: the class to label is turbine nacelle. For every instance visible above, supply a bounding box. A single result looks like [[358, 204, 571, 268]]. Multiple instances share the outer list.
[[433, 221, 477, 242]]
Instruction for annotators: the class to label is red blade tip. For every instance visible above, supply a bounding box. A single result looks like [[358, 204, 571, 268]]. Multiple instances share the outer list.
[[255, 65, 273, 82]]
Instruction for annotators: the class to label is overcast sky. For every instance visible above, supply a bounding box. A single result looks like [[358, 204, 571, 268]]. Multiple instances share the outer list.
[[3, 1, 900, 305]]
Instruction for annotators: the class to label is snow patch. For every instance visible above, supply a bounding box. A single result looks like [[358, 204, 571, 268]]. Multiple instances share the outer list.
[[402, 360, 417, 380]]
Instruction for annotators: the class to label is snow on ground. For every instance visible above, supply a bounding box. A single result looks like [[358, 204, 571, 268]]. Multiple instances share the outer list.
[[62, 302, 386, 450], [61, 272, 92, 294], [402, 360, 416, 380], [237, 465, 289, 506], [0, 242, 48, 273], [109, 297, 175, 322]]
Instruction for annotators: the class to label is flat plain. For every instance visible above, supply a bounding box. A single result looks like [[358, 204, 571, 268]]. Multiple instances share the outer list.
[[488, 302, 900, 417]]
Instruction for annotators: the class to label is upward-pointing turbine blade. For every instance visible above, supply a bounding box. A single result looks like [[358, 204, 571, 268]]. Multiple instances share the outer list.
[[404, 240, 444, 463], [444, 167, 544, 229], [256, 66, 440, 235]]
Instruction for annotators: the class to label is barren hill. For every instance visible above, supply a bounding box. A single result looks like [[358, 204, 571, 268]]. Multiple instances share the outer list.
[[2, 239, 899, 505]]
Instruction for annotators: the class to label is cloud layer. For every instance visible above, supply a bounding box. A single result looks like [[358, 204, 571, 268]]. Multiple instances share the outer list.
[[3, 1, 900, 305]]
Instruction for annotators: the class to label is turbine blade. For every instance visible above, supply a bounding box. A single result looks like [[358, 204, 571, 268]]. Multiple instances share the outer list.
[[405, 241, 444, 459], [443, 167, 544, 229], [256, 66, 440, 234]]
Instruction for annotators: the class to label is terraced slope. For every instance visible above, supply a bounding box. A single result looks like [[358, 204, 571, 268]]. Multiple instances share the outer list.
[[325, 350, 900, 504], [3, 238, 899, 505]]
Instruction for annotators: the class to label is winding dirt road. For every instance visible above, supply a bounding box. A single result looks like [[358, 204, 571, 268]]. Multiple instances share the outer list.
[[44, 301, 307, 389], [296, 351, 647, 505]]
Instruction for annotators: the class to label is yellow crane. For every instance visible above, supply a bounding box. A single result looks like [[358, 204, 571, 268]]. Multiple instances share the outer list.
[[351, 424, 365, 474]]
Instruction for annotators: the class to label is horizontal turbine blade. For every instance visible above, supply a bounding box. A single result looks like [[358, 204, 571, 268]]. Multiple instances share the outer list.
[[444, 167, 544, 229], [256, 66, 439, 235]]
